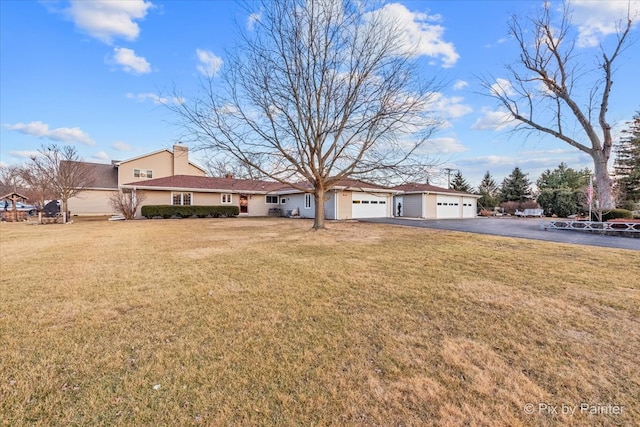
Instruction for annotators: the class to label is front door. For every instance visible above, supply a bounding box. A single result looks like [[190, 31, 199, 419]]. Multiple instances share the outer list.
[[239, 194, 249, 214]]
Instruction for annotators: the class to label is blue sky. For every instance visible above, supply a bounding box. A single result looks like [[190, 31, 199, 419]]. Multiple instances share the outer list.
[[1, 0, 638, 188]]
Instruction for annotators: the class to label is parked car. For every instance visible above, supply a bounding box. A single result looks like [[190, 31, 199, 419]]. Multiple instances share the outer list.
[[43, 200, 61, 217], [3, 201, 38, 215]]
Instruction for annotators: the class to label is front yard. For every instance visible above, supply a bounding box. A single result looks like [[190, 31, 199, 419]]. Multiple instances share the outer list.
[[1, 218, 638, 426]]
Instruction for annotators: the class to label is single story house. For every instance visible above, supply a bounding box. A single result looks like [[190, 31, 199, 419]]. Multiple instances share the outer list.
[[121, 176, 398, 220]]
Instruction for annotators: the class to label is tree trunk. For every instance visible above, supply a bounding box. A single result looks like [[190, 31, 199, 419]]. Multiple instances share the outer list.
[[313, 188, 326, 230], [61, 197, 68, 223], [593, 151, 615, 210]]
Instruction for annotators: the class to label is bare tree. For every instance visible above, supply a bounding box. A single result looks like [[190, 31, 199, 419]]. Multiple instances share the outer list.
[[169, 0, 441, 229], [19, 166, 57, 210], [0, 164, 26, 196], [481, 1, 636, 209], [27, 144, 94, 222], [108, 189, 146, 220], [201, 152, 267, 180]]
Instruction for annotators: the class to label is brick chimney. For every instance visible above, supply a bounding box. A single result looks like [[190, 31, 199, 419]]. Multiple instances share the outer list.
[[173, 143, 190, 175]]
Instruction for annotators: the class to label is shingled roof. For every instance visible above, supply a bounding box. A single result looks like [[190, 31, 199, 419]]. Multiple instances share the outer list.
[[122, 175, 286, 193], [392, 183, 476, 196], [62, 161, 118, 189]]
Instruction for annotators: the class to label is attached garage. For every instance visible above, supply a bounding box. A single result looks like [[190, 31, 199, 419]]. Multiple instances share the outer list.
[[393, 183, 480, 219], [351, 192, 389, 218]]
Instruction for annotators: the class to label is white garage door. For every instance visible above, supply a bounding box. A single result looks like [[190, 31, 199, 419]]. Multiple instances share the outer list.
[[351, 192, 389, 218], [462, 197, 476, 218], [436, 195, 461, 219]]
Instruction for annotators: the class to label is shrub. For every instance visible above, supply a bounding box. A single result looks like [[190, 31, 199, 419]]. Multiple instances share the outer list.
[[499, 201, 520, 215], [140, 205, 239, 219], [597, 209, 633, 222]]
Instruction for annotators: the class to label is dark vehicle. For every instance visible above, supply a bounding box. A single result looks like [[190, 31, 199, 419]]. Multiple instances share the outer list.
[[43, 200, 61, 217]]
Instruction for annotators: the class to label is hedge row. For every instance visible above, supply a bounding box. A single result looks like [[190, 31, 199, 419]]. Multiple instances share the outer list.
[[593, 209, 633, 222], [141, 205, 239, 219]]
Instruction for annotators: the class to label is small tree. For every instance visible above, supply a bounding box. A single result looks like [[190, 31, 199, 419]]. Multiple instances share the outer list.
[[536, 162, 591, 216], [108, 189, 146, 220], [27, 144, 94, 222], [450, 171, 472, 193], [0, 164, 26, 196], [19, 166, 57, 210], [476, 171, 499, 210], [500, 166, 532, 203]]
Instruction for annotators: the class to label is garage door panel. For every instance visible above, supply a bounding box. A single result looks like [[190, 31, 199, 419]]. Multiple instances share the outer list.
[[351, 193, 388, 218], [436, 195, 461, 219]]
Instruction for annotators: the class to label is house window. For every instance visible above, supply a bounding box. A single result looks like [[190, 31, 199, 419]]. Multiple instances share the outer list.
[[280, 197, 287, 204], [221, 194, 232, 204], [172, 192, 192, 206], [304, 194, 312, 209], [134, 169, 153, 178], [265, 195, 279, 204], [352, 200, 361, 204]]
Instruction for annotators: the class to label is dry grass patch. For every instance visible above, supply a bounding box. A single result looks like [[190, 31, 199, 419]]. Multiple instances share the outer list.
[[1, 218, 638, 426]]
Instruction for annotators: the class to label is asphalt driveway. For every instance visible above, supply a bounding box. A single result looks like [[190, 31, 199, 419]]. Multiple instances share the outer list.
[[361, 217, 640, 251]]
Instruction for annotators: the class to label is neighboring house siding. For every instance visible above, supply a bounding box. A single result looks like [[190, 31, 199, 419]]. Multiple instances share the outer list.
[[68, 189, 117, 216], [402, 194, 422, 218]]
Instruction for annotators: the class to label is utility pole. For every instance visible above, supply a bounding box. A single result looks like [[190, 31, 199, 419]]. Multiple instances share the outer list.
[[443, 168, 458, 189]]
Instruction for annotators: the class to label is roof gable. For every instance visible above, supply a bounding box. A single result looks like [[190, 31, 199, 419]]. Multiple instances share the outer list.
[[117, 149, 206, 174]]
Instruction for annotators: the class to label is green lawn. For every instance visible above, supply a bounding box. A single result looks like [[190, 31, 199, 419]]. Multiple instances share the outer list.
[[1, 218, 638, 426]]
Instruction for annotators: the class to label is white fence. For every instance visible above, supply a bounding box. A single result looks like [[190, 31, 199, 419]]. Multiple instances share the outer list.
[[541, 220, 640, 233]]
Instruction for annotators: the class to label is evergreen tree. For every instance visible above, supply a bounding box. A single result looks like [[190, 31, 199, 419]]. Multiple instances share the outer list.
[[499, 166, 532, 203], [476, 171, 499, 210], [537, 162, 590, 191], [536, 163, 591, 217], [614, 112, 640, 209], [450, 171, 472, 193]]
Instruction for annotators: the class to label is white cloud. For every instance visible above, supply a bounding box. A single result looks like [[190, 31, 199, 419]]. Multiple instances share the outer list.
[[471, 108, 517, 131], [8, 150, 43, 159], [484, 37, 508, 48], [111, 141, 132, 151], [196, 49, 223, 77], [569, 0, 640, 47], [126, 92, 183, 104], [431, 93, 473, 120], [247, 12, 261, 31], [428, 137, 468, 154], [112, 47, 151, 74], [65, 0, 153, 44], [3, 121, 95, 145], [92, 151, 110, 161], [490, 78, 515, 97], [368, 3, 459, 67], [453, 80, 468, 90]]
